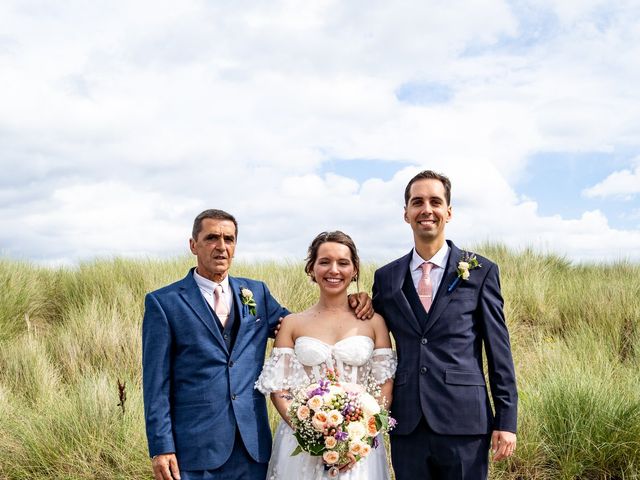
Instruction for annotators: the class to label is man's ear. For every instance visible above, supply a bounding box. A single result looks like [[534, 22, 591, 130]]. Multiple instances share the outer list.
[[446, 205, 453, 223], [189, 238, 196, 254], [403, 206, 409, 224]]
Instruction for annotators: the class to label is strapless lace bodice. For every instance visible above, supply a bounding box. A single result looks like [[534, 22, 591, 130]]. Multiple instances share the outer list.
[[295, 335, 373, 366], [255, 335, 397, 395]]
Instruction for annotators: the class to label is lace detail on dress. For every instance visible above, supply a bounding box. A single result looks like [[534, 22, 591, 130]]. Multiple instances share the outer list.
[[255, 337, 397, 396], [370, 348, 397, 385], [255, 347, 309, 394]]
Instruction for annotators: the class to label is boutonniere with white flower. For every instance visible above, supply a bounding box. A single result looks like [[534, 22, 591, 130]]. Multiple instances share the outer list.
[[447, 252, 481, 292], [240, 288, 257, 315]]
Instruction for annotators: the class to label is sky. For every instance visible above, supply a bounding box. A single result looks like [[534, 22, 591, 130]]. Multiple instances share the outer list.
[[1, 0, 640, 266]]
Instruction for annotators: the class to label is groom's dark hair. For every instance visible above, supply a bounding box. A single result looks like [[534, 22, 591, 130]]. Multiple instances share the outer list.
[[404, 170, 451, 206], [192, 209, 238, 240]]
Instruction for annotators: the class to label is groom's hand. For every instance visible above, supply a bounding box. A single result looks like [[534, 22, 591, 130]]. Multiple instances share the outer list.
[[348, 292, 374, 319], [152, 453, 181, 480], [491, 430, 516, 462]]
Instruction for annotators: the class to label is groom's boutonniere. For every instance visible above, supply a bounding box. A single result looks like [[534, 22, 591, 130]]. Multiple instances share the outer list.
[[240, 288, 257, 315], [447, 252, 481, 292]]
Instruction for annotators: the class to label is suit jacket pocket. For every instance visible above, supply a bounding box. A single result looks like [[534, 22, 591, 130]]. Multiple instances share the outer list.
[[394, 370, 408, 386], [453, 290, 475, 300], [445, 370, 485, 386]]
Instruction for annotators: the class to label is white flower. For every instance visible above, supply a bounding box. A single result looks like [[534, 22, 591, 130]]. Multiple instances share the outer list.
[[346, 421, 366, 440], [461, 269, 470, 280], [359, 393, 380, 416]]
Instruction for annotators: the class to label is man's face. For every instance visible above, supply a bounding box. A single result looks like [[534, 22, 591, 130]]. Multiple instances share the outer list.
[[189, 218, 237, 282], [404, 178, 452, 244]]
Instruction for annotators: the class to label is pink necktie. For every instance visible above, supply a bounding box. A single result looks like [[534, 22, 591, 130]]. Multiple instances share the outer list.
[[418, 262, 433, 312], [214, 285, 229, 326]]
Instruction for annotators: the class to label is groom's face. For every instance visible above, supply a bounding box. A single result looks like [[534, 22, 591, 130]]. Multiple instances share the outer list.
[[404, 178, 452, 245], [189, 218, 237, 283]]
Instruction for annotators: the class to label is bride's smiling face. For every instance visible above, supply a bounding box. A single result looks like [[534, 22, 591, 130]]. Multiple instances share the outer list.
[[312, 242, 357, 293]]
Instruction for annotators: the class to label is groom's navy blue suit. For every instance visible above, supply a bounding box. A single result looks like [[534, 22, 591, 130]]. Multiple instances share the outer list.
[[142, 268, 288, 477], [373, 241, 517, 478]]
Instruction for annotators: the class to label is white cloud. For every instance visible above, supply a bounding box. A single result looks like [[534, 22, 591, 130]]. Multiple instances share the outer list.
[[582, 161, 640, 199], [1, 0, 640, 264]]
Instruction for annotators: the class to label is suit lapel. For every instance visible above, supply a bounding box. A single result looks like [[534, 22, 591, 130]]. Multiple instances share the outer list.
[[422, 241, 461, 333], [390, 251, 424, 336], [179, 269, 229, 353], [228, 277, 251, 354]]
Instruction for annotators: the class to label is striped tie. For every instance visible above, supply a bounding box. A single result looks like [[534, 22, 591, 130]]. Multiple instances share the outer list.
[[418, 262, 433, 312]]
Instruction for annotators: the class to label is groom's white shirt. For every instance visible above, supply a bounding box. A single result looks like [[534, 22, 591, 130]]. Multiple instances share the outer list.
[[410, 242, 450, 302], [193, 269, 233, 311]]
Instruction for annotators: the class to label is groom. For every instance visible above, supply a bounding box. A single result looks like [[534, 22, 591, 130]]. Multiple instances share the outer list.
[[372, 171, 517, 479], [142, 209, 372, 480]]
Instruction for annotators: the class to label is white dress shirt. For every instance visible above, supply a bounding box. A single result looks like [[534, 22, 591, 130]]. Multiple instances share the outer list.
[[193, 269, 233, 312], [410, 242, 451, 302]]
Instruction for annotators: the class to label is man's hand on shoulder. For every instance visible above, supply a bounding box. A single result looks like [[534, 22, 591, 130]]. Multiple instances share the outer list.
[[348, 292, 374, 319], [491, 430, 516, 462], [273, 316, 285, 337], [152, 453, 180, 480]]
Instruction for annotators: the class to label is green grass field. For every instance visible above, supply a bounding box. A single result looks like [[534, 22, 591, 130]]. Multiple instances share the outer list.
[[1, 246, 639, 479]]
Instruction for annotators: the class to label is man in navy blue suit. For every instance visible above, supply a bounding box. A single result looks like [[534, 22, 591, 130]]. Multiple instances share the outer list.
[[142, 209, 372, 480], [372, 171, 517, 479]]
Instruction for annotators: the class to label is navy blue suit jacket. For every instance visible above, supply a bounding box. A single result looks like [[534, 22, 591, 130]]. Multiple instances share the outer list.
[[372, 241, 517, 436], [142, 269, 288, 470]]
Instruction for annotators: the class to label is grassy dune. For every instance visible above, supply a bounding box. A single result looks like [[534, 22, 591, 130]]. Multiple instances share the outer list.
[[0, 248, 639, 479]]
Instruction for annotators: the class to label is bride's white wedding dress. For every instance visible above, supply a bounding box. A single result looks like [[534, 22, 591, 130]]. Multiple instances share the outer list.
[[255, 335, 397, 480]]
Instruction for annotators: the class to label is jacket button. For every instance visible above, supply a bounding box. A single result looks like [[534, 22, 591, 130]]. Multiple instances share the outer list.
[[420, 366, 427, 374], [229, 360, 234, 367], [421, 338, 428, 345], [231, 394, 237, 400]]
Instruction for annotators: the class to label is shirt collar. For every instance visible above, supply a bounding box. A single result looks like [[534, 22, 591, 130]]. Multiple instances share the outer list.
[[410, 242, 450, 271], [193, 269, 230, 294]]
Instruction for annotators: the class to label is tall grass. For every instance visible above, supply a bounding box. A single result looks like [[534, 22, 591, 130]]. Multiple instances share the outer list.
[[0, 248, 639, 479]]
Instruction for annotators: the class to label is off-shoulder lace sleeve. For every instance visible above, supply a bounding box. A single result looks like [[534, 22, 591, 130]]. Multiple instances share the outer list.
[[254, 347, 309, 395], [370, 348, 397, 385]]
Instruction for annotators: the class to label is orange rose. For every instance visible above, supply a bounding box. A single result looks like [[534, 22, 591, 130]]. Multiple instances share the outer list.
[[323, 450, 339, 464], [324, 436, 337, 449], [361, 444, 371, 457], [297, 405, 310, 421], [307, 395, 324, 411], [367, 416, 379, 436], [312, 411, 328, 431], [349, 441, 365, 456]]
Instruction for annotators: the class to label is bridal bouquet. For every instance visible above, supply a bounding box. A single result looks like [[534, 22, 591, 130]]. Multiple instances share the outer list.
[[287, 370, 395, 476]]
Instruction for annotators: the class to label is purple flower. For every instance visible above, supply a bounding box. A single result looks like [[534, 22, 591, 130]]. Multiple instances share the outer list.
[[335, 430, 349, 441], [372, 436, 380, 449], [307, 379, 331, 398], [389, 417, 398, 429]]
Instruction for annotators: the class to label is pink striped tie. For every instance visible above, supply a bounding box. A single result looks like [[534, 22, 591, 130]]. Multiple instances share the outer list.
[[418, 262, 433, 312], [214, 285, 229, 326]]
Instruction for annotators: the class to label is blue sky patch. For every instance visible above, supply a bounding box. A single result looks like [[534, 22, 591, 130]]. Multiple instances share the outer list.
[[517, 152, 640, 229], [395, 82, 454, 106]]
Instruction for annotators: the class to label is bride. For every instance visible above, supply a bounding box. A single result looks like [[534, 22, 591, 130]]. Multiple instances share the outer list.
[[255, 231, 397, 479]]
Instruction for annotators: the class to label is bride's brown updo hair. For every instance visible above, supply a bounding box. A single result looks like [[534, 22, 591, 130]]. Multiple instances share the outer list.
[[304, 231, 360, 283]]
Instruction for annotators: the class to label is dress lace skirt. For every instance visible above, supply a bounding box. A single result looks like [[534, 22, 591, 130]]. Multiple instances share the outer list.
[[267, 420, 391, 480]]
